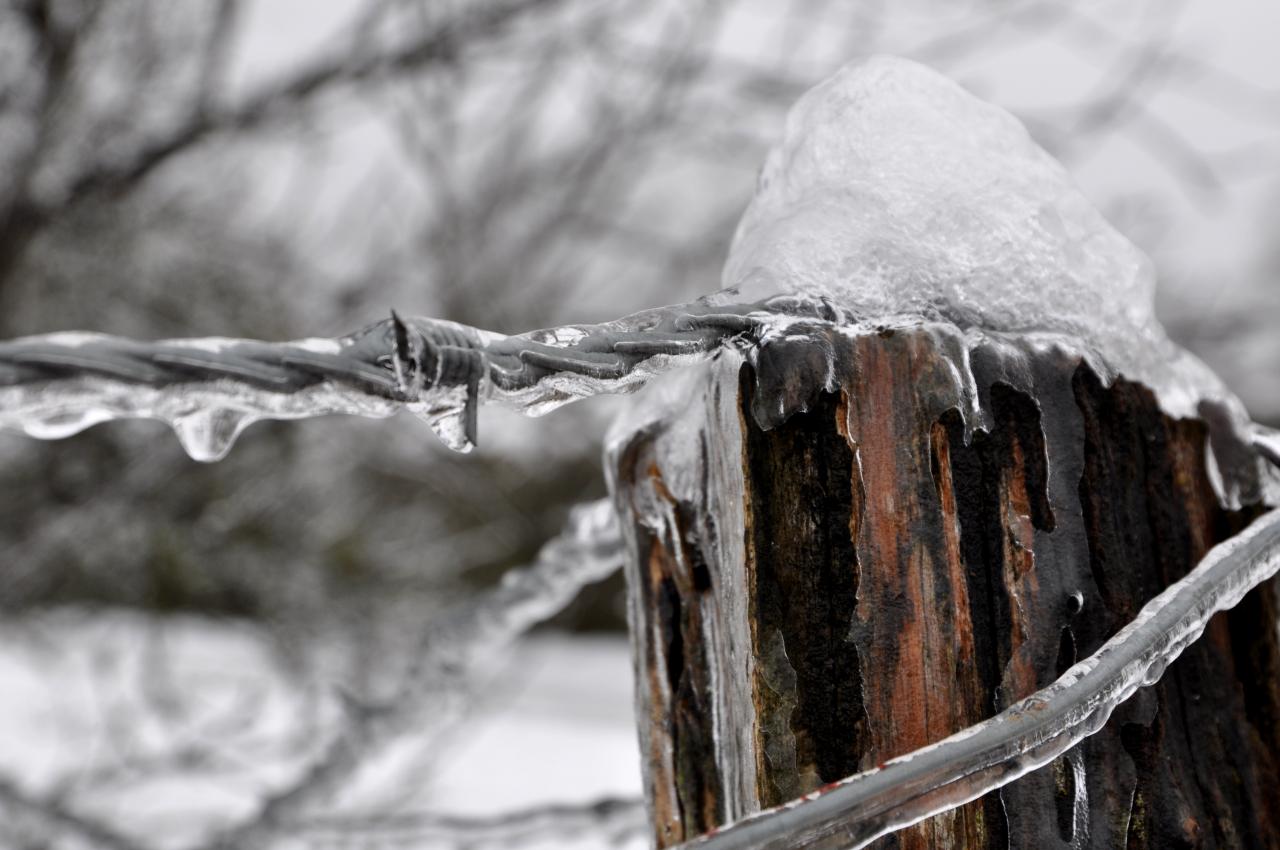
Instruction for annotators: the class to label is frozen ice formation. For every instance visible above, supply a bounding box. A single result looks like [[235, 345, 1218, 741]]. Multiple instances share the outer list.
[[0, 308, 750, 459], [0, 328, 410, 461], [714, 55, 1238, 427], [722, 55, 1155, 340], [611, 57, 1280, 850], [0, 51, 1278, 850]]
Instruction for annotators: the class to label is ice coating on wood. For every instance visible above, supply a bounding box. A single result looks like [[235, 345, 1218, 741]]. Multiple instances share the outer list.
[[674, 506, 1280, 850], [609, 340, 1280, 847], [722, 55, 1152, 339], [716, 55, 1239, 427]]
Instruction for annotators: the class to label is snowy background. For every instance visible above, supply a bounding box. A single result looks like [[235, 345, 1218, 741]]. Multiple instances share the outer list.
[[0, 0, 1277, 847]]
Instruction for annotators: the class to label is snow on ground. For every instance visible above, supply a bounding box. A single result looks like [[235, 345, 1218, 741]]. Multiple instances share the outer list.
[[0, 609, 644, 850], [428, 635, 642, 814]]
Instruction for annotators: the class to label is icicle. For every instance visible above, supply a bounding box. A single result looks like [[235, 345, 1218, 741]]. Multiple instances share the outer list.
[[21, 408, 115, 440], [171, 408, 256, 463], [410, 403, 477, 454], [0, 58, 1270, 471]]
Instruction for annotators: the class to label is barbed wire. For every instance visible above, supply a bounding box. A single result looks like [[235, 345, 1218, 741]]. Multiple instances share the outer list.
[[0, 301, 785, 458], [0, 324, 404, 398], [2, 293, 1273, 462]]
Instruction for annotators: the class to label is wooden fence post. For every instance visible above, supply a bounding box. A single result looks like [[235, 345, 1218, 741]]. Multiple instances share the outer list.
[[609, 327, 1280, 849]]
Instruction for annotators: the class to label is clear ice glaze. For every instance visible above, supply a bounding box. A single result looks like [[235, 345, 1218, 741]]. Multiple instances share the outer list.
[[714, 56, 1245, 434]]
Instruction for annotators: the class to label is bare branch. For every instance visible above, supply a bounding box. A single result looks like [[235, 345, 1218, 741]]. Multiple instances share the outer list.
[[0, 774, 151, 850], [40, 0, 567, 217], [193, 0, 242, 119]]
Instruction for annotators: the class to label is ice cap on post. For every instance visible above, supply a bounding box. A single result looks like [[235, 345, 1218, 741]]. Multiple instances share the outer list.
[[721, 55, 1158, 344], [712, 55, 1272, 504]]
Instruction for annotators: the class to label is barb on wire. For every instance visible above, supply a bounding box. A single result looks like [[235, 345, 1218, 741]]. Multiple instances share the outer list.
[[675, 507, 1280, 850], [0, 296, 822, 460]]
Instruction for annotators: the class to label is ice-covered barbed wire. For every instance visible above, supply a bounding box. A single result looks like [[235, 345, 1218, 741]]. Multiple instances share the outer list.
[[0, 298, 837, 459], [205, 498, 623, 850], [675, 506, 1280, 850]]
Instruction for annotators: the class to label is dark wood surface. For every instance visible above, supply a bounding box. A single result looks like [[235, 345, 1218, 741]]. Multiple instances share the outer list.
[[610, 328, 1280, 849]]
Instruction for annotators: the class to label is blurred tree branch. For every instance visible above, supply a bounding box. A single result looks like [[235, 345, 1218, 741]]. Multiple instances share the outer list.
[[203, 500, 622, 850], [0, 774, 146, 850], [0, 0, 568, 282]]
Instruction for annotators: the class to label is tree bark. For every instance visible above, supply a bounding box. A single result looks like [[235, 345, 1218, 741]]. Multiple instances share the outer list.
[[609, 327, 1280, 849]]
